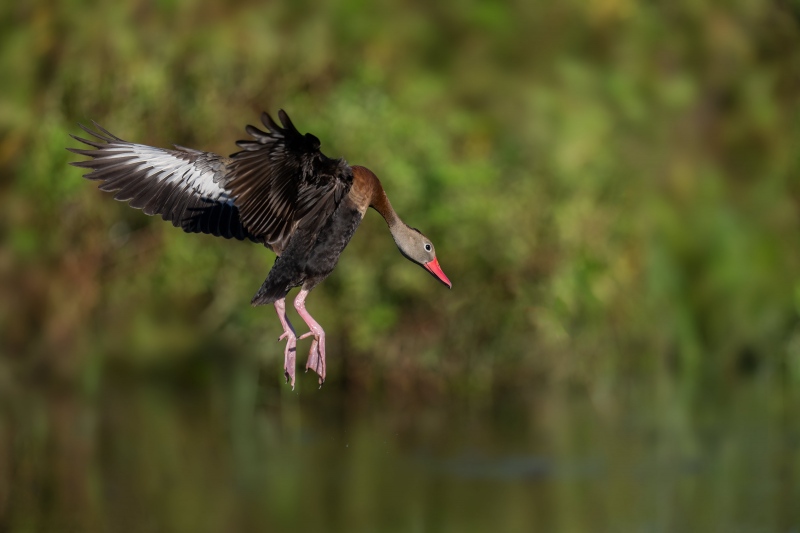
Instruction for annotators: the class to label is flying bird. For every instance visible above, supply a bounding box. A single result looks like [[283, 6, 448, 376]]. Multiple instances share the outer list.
[[68, 110, 451, 388]]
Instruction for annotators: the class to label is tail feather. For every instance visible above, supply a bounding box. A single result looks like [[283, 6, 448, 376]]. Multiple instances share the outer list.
[[251, 282, 292, 306], [251, 257, 299, 306]]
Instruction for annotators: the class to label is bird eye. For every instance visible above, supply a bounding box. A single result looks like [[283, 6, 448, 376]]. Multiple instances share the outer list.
[[424, 243, 432, 252]]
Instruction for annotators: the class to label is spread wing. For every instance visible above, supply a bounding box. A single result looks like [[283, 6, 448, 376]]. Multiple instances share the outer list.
[[68, 123, 257, 241], [227, 109, 353, 252]]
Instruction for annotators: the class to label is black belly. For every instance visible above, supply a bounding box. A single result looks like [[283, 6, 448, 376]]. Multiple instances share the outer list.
[[250, 198, 364, 305]]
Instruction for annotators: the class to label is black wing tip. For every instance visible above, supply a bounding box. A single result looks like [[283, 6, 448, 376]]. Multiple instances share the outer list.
[[246, 124, 269, 138], [259, 109, 298, 135], [70, 121, 127, 144], [259, 111, 284, 135], [77, 122, 105, 139], [89, 120, 125, 141], [269, 109, 321, 149], [277, 109, 293, 129]]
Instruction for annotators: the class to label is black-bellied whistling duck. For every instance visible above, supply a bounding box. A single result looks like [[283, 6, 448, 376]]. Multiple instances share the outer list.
[[68, 110, 451, 388]]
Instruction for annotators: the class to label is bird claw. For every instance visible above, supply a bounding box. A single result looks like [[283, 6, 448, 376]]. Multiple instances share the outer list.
[[304, 335, 326, 386], [273, 299, 298, 389], [280, 328, 323, 388], [292, 291, 326, 387], [281, 333, 297, 390]]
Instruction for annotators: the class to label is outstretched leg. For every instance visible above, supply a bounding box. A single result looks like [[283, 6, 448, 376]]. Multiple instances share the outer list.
[[274, 298, 297, 389], [294, 289, 326, 385]]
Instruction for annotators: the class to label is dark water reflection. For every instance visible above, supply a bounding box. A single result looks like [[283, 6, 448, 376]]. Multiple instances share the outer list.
[[2, 363, 799, 533]]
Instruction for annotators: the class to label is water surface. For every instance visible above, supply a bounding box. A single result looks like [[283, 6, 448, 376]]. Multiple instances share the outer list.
[[2, 364, 798, 533]]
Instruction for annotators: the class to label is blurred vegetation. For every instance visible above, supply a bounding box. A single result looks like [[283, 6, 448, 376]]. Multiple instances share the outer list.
[[2, 0, 800, 398]]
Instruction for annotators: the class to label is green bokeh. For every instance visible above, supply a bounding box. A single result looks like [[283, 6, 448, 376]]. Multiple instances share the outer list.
[[2, 0, 800, 392]]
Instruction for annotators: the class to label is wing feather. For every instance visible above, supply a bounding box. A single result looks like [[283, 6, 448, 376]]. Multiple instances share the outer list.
[[226, 109, 353, 252], [68, 125, 257, 242]]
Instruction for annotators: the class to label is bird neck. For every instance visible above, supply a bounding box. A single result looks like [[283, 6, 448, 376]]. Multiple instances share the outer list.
[[372, 187, 402, 231], [352, 165, 402, 230], [372, 185, 417, 254]]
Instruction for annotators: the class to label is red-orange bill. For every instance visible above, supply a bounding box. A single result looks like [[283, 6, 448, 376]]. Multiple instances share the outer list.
[[424, 258, 452, 288]]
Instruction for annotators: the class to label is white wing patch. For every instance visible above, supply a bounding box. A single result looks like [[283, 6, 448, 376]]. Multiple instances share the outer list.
[[125, 144, 235, 205]]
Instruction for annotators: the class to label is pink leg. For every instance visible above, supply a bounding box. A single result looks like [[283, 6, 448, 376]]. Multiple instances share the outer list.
[[274, 299, 297, 389], [294, 289, 326, 385]]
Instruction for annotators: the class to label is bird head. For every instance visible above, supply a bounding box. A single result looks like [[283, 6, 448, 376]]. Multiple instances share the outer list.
[[392, 225, 452, 288]]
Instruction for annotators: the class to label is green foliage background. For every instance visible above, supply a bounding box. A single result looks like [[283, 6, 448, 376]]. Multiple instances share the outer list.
[[2, 0, 800, 395]]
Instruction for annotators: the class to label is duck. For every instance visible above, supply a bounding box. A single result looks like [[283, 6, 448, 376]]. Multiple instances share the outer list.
[[68, 110, 451, 388]]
